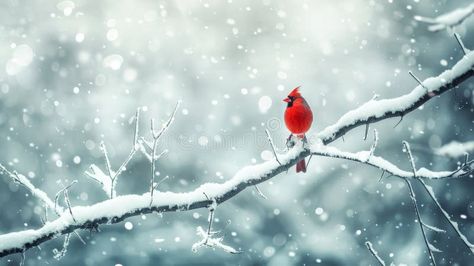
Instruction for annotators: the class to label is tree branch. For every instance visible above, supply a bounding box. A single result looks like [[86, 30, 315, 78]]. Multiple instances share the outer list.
[[0, 48, 473, 258], [317, 50, 474, 145], [365, 241, 386, 266]]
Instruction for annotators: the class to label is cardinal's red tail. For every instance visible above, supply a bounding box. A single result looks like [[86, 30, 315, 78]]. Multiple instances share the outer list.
[[296, 159, 306, 173]]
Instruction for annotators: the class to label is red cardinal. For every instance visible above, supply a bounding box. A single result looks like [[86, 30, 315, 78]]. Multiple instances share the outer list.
[[283, 87, 313, 173]]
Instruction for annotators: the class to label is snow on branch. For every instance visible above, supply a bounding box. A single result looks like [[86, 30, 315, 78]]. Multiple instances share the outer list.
[[435, 140, 474, 158], [85, 108, 141, 199], [0, 42, 474, 260], [0, 164, 61, 214], [415, 3, 474, 32], [317, 48, 474, 145], [310, 142, 473, 180]]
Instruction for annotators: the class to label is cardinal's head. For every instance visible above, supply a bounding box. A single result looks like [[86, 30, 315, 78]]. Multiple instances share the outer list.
[[283, 86, 301, 107]]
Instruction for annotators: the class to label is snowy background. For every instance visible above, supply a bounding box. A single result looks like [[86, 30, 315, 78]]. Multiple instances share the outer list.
[[0, 0, 473, 265]]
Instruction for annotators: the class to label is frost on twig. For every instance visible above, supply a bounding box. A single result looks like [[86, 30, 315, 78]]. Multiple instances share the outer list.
[[414, 3, 474, 32], [418, 179, 474, 254], [54, 180, 78, 222], [402, 142, 437, 265], [253, 185, 267, 200], [52, 233, 71, 260], [365, 241, 386, 266], [149, 101, 181, 206], [191, 226, 240, 254], [192, 206, 240, 254], [85, 164, 114, 198], [366, 129, 378, 162], [85, 108, 141, 199], [0, 164, 59, 214], [403, 178, 437, 265], [265, 129, 281, 165]]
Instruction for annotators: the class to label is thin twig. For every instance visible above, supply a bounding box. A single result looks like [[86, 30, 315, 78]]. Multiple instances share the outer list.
[[150, 101, 181, 206], [454, 32, 468, 55], [54, 180, 77, 216], [53, 233, 71, 260], [254, 185, 267, 199], [393, 116, 404, 128], [418, 178, 474, 253], [0, 164, 59, 214], [379, 170, 385, 182], [367, 129, 378, 162], [402, 141, 417, 178], [206, 209, 215, 243], [305, 154, 313, 168], [403, 141, 437, 264], [365, 241, 386, 266], [404, 178, 436, 266], [20, 251, 25, 266], [73, 231, 86, 245], [363, 123, 369, 141], [265, 129, 281, 165], [409, 71, 428, 90], [63, 185, 76, 223], [97, 109, 141, 199], [99, 142, 113, 178]]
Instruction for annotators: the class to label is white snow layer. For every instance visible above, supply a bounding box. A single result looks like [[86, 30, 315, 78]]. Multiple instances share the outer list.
[[415, 3, 474, 32], [0, 142, 304, 253], [435, 141, 474, 158], [317, 51, 474, 142]]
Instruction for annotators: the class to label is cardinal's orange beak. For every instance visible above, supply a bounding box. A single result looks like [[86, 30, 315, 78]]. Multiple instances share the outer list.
[[283, 97, 290, 103]]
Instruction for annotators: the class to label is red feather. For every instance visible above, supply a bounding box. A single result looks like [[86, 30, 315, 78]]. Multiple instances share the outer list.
[[283, 87, 313, 173]]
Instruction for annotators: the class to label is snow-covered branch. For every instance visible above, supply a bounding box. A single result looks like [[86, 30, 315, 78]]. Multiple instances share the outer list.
[[310, 143, 473, 180], [0, 42, 474, 260], [415, 3, 474, 32], [0, 164, 61, 214], [317, 49, 474, 145]]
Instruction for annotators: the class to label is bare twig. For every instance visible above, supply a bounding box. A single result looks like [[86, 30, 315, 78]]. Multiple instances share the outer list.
[[418, 179, 474, 253], [402, 142, 436, 266], [305, 154, 313, 168], [365, 241, 386, 266], [54, 180, 77, 216], [404, 178, 437, 266], [454, 32, 469, 56], [393, 116, 404, 128], [409, 71, 427, 90], [265, 129, 281, 165]]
